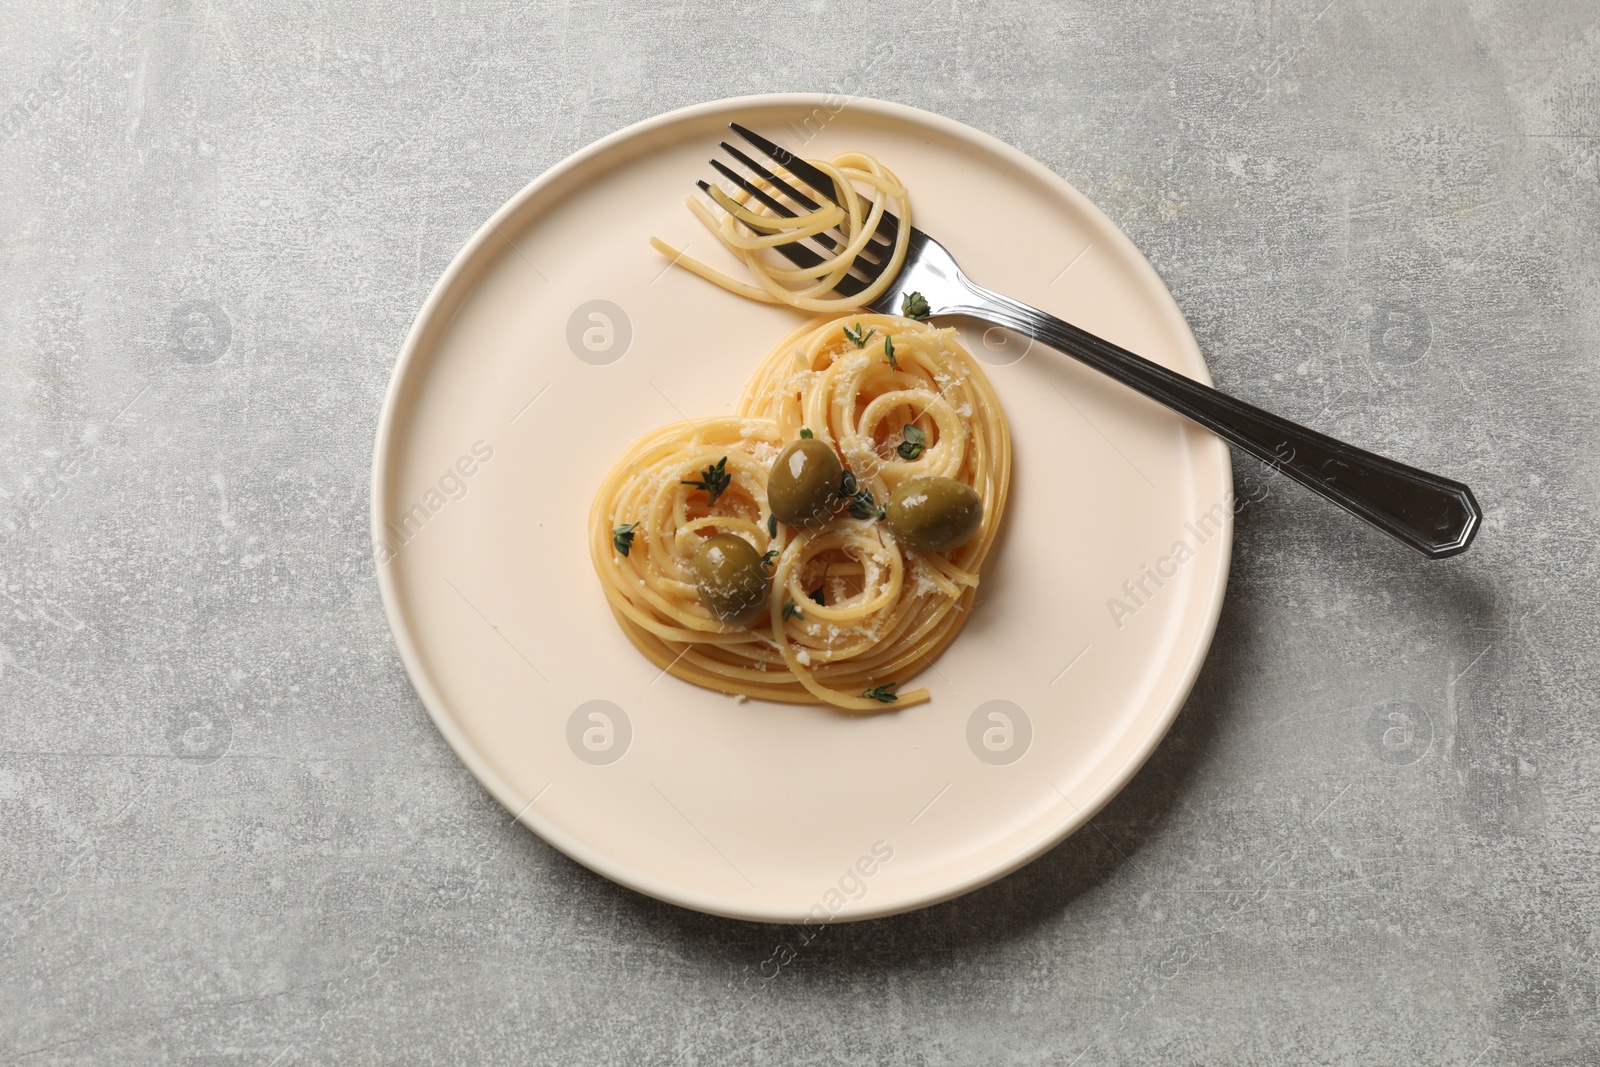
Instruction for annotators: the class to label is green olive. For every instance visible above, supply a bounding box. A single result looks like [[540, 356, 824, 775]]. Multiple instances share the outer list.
[[885, 476, 983, 553], [691, 534, 770, 626], [766, 438, 843, 527]]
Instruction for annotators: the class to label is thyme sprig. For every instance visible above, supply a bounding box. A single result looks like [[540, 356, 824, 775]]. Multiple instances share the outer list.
[[680, 457, 731, 505], [897, 424, 926, 461], [612, 522, 638, 556]]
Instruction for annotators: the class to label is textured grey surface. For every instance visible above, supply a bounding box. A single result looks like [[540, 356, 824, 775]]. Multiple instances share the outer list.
[[3, 0, 1597, 1063]]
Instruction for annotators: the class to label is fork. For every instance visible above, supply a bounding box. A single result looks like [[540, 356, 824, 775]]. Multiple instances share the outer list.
[[702, 123, 1481, 560]]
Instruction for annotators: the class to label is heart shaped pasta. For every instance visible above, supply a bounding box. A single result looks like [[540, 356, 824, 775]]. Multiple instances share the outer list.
[[589, 314, 1010, 712]]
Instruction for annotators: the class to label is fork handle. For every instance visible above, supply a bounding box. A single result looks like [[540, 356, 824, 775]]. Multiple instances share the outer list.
[[947, 285, 1481, 558]]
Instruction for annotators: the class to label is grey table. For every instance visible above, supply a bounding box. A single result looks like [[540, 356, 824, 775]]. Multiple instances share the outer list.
[[3, 1, 1596, 1063]]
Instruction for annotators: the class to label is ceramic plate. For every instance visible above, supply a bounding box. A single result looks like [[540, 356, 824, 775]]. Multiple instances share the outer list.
[[372, 94, 1232, 922]]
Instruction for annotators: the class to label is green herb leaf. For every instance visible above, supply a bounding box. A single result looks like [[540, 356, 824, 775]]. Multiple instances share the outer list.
[[884, 335, 896, 369], [783, 597, 802, 621], [863, 683, 898, 704], [901, 291, 930, 321], [843, 322, 876, 348], [849, 488, 885, 521], [799, 428, 814, 439], [767, 514, 778, 538], [680, 456, 731, 505], [808, 586, 826, 606], [760, 549, 779, 569], [897, 423, 927, 461], [612, 522, 639, 557], [840, 470, 882, 521]]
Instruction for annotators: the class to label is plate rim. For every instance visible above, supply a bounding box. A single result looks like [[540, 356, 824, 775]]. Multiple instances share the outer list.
[[371, 92, 1233, 923]]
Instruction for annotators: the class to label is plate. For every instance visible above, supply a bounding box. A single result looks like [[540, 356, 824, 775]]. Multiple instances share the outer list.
[[372, 94, 1232, 922]]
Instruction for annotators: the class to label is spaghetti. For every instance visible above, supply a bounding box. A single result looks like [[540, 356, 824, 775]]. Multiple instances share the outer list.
[[649, 150, 911, 313], [589, 315, 1011, 712]]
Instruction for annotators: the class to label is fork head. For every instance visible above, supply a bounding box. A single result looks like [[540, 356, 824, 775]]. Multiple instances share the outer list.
[[698, 124, 972, 317]]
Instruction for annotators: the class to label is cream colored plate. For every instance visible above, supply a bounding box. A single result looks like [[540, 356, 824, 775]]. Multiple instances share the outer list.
[[372, 95, 1232, 922]]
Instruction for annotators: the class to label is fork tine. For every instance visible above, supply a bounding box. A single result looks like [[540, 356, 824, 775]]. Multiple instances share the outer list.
[[720, 143, 896, 259], [705, 153, 888, 288], [709, 160, 839, 255], [729, 123, 837, 203], [694, 179, 871, 297], [729, 123, 901, 245], [708, 161, 887, 275], [710, 160, 801, 221], [716, 140, 896, 263], [720, 142, 821, 212], [693, 124, 907, 300], [695, 180, 823, 266]]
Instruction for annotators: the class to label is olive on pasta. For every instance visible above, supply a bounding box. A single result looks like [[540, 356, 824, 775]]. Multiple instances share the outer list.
[[691, 534, 770, 626], [885, 477, 983, 552], [767, 436, 843, 527]]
